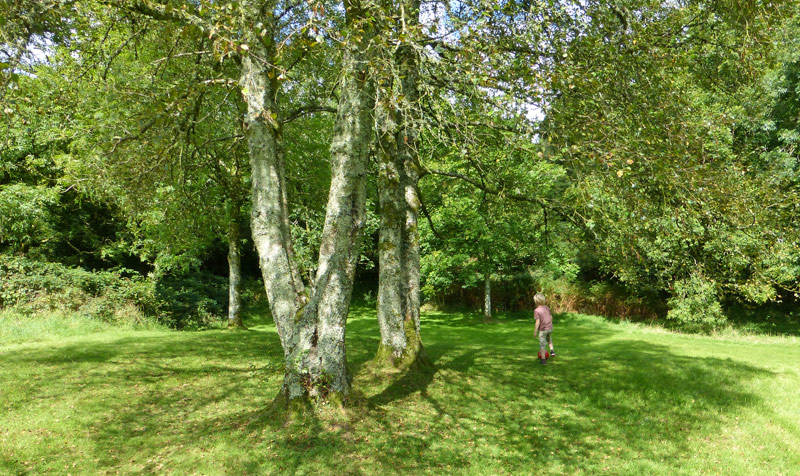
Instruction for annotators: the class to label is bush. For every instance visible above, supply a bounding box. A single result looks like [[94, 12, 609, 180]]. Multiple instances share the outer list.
[[0, 255, 229, 329], [667, 272, 727, 331], [0, 184, 59, 253], [418, 265, 664, 322], [532, 270, 664, 321], [0, 255, 151, 320], [150, 272, 228, 329]]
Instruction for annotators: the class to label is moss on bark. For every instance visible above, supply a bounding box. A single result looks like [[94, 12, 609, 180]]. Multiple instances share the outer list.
[[268, 385, 352, 425], [227, 317, 247, 329], [370, 318, 432, 372]]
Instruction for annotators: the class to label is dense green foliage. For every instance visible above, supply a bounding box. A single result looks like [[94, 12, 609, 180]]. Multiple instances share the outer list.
[[1, 0, 799, 332], [0, 255, 230, 329], [537, 0, 800, 328], [407, 0, 800, 329], [0, 256, 149, 319]]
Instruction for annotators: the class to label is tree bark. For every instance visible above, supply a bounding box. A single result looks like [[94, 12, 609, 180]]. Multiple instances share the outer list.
[[373, 0, 428, 370], [239, 19, 305, 352], [240, 0, 377, 406], [375, 126, 427, 369], [483, 272, 492, 322], [287, 8, 376, 399], [377, 119, 406, 360], [227, 196, 245, 328], [239, 1, 310, 408], [401, 114, 423, 347]]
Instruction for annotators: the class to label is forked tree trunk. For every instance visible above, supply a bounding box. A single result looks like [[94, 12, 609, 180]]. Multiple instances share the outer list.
[[375, 127, 426, 370], [374, 0, 427, 370], [240, 0, 375, 407]]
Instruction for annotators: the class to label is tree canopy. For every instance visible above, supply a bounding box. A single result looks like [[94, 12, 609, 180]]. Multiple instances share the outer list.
[[2, 0, 800, 408]]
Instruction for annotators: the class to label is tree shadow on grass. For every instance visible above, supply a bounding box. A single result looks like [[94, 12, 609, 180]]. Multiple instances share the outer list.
[[0, 311, 779, 475], [0, 328, 292, 473], [356, 313, 773, 474], [726, 305, 800, 337], [344, 308, 382, 371], [2, 319, 398, 475]]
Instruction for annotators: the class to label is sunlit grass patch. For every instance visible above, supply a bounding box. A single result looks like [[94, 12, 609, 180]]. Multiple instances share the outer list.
[[0, 308, 163, 345], [1, 306, 798, 475]]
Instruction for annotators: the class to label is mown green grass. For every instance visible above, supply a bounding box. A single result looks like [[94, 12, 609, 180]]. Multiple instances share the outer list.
[[0, 309, 163, 345], [1, 306, 798, 475]]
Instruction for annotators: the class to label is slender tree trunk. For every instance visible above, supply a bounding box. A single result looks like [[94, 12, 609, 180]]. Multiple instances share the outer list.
[[240, 29, 305, 351], [373, 0, 428, 370], [227, 197, 245, 328], [483, 272, 492, 322], [239, 1, 309, 407], [377, 118, 406, 360], [399, 111, 425, 364]]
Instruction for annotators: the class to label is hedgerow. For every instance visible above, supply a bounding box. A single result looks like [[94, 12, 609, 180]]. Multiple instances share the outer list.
[[0, 255, 228, 329]]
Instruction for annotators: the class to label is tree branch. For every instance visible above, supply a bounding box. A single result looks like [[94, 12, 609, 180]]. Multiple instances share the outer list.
[[417, 182, 443, 241], [109, 0, 211, 31], [281, 104, 337, 124], [423, 168, 546, 207]]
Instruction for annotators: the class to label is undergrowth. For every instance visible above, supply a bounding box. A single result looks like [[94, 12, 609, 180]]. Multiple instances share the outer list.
[[0, 255, 233, 329]]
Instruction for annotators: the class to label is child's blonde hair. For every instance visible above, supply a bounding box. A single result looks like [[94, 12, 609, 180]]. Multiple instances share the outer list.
[[534, 293, 547, 306]]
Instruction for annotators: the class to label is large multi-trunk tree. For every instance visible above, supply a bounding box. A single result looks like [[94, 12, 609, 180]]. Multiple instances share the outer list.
[[239, 0, 376, 404], [71, 0, 378, 405]]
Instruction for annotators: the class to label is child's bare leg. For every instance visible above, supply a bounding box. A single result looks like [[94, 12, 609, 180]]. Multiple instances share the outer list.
[[538, 333, 548, 363]]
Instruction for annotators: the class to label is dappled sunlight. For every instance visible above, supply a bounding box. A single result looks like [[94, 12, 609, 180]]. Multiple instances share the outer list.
[[1, 310, 797, 475], [347, 312, 773, 474]]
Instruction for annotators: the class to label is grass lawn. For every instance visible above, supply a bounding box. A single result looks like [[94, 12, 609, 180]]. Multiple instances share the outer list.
[[1, 305, 799, 475]]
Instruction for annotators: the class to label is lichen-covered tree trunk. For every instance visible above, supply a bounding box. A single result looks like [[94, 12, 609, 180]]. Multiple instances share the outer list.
[[240, 0, 377, 407], [376, 129, 426, 370], [239, 0, 311, 408], [239, 26, 305, 351], [373, 0, 427, 370], [227, 196, 245, 328], [483, 272, 492, 322], [285, 15, 376, 400], [399, 143, 426, 366], [374, 140, 427, 369], [376, 104, 407, 363], [401, 107, 423, 342]]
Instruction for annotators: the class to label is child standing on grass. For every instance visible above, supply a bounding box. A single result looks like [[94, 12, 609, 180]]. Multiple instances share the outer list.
[[534, 293, 555, 365]]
